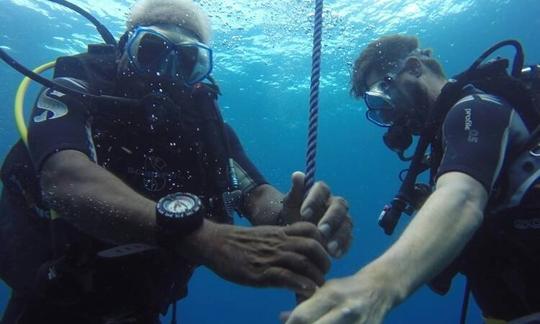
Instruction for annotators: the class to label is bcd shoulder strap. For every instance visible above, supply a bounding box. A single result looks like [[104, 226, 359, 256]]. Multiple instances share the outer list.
[[54, 44, 118, 96]]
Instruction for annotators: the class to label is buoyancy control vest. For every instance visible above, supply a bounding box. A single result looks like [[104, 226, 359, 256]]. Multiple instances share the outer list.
[[428, 58, 540, 212], [54, 43, 239, 221], [379, 40, 540, 235], [413, 41, 540, 320]]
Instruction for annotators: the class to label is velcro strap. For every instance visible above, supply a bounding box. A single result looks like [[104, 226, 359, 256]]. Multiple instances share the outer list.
[[97, 243, 157, 258]]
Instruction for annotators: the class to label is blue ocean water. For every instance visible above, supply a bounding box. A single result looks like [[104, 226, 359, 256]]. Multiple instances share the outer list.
[[1, 0, 539, 323]]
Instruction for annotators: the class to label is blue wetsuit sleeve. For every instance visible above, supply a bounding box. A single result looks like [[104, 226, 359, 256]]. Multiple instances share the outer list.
[[27, 77, 97, 172], [224, 123, 268, 194], [436, 94, 514, 193]]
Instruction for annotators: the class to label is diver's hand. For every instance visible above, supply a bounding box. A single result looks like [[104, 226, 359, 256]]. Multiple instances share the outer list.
[[183, 220, 331, 297], [281, 172, 353, 258], [285, 269, 399, 324]]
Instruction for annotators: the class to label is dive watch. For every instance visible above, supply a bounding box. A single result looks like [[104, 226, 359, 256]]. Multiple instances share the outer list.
[[156, 192, 204, 238]]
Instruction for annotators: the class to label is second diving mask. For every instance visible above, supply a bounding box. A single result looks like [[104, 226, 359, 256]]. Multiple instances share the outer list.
[[364, 61, 410, 127], [364, 76, 399, 127], [126, 25, 213, 86], [363, 54, 420, 127], [365, 73, 415, 160]]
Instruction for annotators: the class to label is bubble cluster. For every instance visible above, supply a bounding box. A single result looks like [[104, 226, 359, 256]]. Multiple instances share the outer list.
[[9, 0, 476, 95]]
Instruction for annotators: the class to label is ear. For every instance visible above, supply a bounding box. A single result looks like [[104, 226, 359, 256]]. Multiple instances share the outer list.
[[404, 57, 422, 77]]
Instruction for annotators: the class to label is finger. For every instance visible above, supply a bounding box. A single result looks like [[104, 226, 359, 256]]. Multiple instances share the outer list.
[[317, 197, 349, 239], [301, 182, 331, 223], [328, 218, 353, 258], [283, 172, 306, 208], [282, 236, 331, 274], [273, 251, 326, 286], [283, 222, 324, 243], [261, 267, 318, 296], [286, 295, 334, 324]]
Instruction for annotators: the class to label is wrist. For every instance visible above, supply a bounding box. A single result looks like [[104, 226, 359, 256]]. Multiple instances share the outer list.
[[174, 219, 217, 264], [355, 261, 409, 308]]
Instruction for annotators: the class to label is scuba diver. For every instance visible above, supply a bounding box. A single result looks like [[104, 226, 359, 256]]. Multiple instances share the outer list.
[[0, 0, 354, 323], [286, 35, 540, 324]]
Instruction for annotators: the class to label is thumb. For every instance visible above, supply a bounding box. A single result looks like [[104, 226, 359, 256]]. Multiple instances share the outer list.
[[284, 171, 305, 208]]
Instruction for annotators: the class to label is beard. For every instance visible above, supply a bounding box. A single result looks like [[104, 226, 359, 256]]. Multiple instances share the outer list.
[[392, 80, 431, 135]]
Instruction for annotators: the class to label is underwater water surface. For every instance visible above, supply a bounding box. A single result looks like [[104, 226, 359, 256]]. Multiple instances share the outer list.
[[1, 0, 540, 323]]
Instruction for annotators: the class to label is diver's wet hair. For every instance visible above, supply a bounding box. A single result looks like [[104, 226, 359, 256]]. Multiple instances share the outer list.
[[350, 34, 446, 98], [127, 0, 211, 44]]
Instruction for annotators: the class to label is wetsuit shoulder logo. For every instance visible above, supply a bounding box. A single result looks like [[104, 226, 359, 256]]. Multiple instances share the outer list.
[[464, 108, 479, 143], [33, 89, 68, 123], [464, 108, 473, 131]]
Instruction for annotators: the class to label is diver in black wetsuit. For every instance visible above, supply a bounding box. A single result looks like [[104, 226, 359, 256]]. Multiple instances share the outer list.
[[0, 1, 353, 323], [286, 35, 540, 324]]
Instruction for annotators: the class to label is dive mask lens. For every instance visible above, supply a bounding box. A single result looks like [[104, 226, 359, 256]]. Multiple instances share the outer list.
[[126, 27, 213, 84], [364, 91, 396, 127], [127, 29, 171, 74], [172, 43, 213, 85]]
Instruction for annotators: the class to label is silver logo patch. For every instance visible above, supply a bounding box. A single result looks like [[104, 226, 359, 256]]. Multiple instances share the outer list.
[[33, 90, 69, 123]]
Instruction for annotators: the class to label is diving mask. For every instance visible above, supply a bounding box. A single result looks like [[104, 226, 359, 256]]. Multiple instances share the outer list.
[[364, 76, 399, 127], [363, 61, 408, 127], [125, 25, 213, 85]]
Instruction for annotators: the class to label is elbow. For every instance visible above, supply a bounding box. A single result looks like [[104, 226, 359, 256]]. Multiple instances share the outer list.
[[462, 197, 484, 229], [436, 172, 488, 229], [453, 185, 485, 227]]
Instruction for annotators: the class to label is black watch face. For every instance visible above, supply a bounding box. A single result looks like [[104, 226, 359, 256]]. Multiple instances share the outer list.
[[163, 194, 198, 216]]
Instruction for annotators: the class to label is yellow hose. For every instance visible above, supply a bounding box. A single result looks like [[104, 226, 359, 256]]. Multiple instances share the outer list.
[[15, 61, 56, 145], [13, 62, 61, 220]]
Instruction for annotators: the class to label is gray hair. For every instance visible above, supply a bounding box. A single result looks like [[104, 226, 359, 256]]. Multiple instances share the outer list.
[[127, 0, 211, 44]]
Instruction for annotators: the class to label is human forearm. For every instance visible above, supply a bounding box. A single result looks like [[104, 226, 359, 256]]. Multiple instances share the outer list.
[[243, 184, 285, 225], [41, 150, 157, 244], [361, 172, 487, 305]]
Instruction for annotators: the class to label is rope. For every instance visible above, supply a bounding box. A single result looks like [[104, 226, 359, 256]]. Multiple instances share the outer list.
[[304, 0, 324, 192]]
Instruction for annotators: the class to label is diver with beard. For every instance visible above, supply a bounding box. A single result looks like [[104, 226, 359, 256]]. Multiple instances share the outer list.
[[0, 0, 353, 323], [286, 35, 540, 323]]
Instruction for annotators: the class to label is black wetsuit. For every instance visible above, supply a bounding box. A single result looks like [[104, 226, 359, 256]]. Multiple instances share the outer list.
[[432, 85, 540, 320], [0, 50, 266, 323]]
